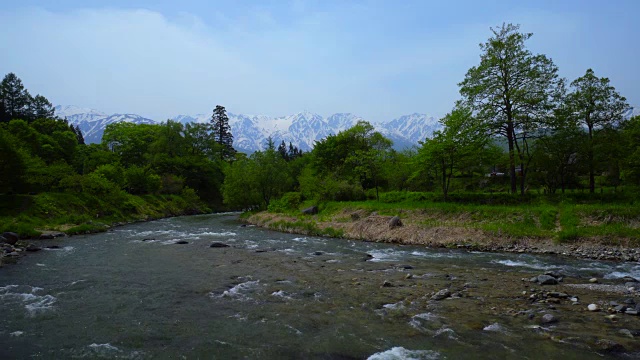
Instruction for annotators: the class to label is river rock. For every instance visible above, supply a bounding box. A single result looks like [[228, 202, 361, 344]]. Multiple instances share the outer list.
[[39, 234, 55, 240], [302, 206, 318, 215], [431, 289, 451, 301], [25, 244, 42, 252], [614, 305, 628, 313], [541, 313, 558, 324], [174, 240, 189, 244], [210, 242, 230, 248], [547, 292, 568, 298], [388, 216, 402, 229], [588, 304, 600, 312], [537, 275, 558, 285], [1, 232, 19, 245], [381, 280, 394, 288], [595, 339, 625, 353], [625, 309, 638, 315], [589, 278, 598, 283]]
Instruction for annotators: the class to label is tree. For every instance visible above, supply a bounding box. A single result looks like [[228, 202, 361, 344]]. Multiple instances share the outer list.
[[0, 73, 32, 121], [30, 94, 55, 120], [566, 69, 629, 193], [417, 104, 488, 200], [530, 126, 585, 193], [210, 105, 235, 160], [621, 115, 640, 185], [459, 23, 564, 195]]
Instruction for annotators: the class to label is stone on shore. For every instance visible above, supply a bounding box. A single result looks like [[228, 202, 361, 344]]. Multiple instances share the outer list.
[[302, 206, 318, 215], [588, 304, 600, 312], [388, 216, 402, 229], [1, 232, 19, 245]]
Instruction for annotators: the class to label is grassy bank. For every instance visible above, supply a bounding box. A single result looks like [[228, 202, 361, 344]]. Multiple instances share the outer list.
[[247, 192, 640, 255], [0, 191, 212, 238]]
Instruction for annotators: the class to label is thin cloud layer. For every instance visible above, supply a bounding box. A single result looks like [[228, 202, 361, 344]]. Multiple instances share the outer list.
[[0, 2, 637, 121]]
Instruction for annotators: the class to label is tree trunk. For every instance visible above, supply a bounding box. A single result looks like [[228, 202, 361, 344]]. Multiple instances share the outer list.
[[588, 124, 595, 194], [506, 122, 517, 194], [441, 159, 447, 201]]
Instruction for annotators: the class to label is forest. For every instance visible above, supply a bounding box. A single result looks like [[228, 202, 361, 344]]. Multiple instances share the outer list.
[[1, 23, 639, 239]]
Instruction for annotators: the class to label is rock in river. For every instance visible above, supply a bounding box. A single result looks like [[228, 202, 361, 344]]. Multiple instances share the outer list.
[[431, 289, 451, 301], [537, 275, 558, 285], [541, 314, 558, 324], [210, 242, 230, 248], [174, 240, 189, 244]]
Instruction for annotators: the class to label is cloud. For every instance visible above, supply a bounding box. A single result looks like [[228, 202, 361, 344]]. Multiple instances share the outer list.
[[1, 4, 635, 122]]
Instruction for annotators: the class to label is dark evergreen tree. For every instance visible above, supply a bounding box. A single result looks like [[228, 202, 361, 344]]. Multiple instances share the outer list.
[[0, 73, 32, 121], [278, 140, 288, 160], [210, 105, 235, 160], [30, 94, 55, 120], [264, 136, 275, 151], [71, 124, 85, 145]]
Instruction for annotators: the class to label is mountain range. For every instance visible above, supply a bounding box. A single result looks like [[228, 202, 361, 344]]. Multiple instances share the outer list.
[[54, 105, 441, 152], [54, 105, 639, 153]]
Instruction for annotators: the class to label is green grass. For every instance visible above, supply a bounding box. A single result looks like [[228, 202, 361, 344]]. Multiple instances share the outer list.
[[0, 191, 213, 238], [264, 190, 640, 243]]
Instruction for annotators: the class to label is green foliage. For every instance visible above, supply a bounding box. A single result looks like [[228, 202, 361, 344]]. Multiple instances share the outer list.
[[267, 192, 302, 213], [459, 23, 564, 195]]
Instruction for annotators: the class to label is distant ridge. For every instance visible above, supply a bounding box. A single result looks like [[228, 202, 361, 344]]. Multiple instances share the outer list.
[[55, 105, 441, 152]]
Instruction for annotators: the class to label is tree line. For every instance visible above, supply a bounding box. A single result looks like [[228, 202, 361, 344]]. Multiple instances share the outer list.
[[1, 23, 638, 211]]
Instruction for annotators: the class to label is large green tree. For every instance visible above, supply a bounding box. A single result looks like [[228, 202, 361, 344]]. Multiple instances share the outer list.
[[459, 23, 564, 195], [566, 69, 629, 193]]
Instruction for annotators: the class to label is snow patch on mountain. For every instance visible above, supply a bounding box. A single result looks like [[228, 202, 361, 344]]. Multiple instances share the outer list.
[[55, 105, 443, 151]]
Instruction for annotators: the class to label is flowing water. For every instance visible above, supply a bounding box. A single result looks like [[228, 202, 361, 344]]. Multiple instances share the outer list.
[[2, 213, 640, 359]]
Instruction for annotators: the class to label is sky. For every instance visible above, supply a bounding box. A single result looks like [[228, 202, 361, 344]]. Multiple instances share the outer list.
[[0, 0, 638, 122]]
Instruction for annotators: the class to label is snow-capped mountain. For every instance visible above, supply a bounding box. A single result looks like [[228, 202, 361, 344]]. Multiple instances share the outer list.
[[55, 105, 156, 144], [54, 105, 442, 151]]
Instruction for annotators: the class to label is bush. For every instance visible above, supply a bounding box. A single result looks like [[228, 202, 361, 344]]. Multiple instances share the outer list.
[[125, 166, 162, 194], [160, 174, 184, 194], [267, 192, 302, 213]]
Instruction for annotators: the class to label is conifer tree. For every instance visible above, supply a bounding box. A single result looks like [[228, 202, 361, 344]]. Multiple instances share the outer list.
[[210, 105, 235, 160], [30, 94, 55, 120], [0, 73, 32, 121]]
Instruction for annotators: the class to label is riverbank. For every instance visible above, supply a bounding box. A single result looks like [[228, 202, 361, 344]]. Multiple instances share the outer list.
[[0, 191, 213, 267], [246, 201, 640, 262]]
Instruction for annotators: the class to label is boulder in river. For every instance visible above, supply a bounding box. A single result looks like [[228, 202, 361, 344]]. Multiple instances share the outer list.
[[39, 234, 55, 240], [210, 242, 230, 248], [388, 216, 402, 229], [595, 339, 625, 353], [431, 289, 451, 301], [301, 206, 318, 215], [541, 313, 558, 324], [537, 275, 558, 285], [25, 244, 42, 252], [1, 232, 19, 245], [174, 240, 189, 244]]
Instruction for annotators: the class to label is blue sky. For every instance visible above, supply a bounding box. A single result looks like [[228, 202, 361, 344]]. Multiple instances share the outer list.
[[0, 0, 638, 121]]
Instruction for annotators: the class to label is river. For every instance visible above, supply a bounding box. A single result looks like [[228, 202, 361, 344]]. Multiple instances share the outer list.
[[2, 213, 640, 359]]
